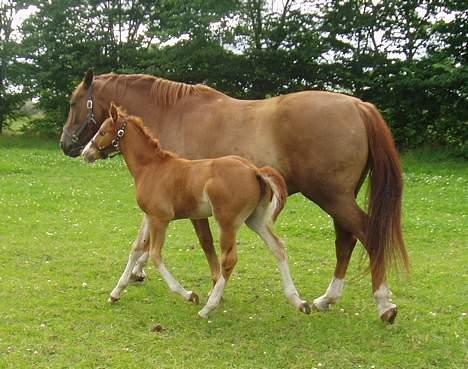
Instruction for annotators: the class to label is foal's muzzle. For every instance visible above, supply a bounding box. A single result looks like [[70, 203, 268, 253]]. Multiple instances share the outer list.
[[82, 145, 100, 163]]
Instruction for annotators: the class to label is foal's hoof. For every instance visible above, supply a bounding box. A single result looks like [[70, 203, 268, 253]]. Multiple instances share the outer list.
[[380, 307, 398, 324], [129, 272, 146, 282], [108, 295, 120, 304], [312, 296, 331, 311], [300, 301, 311, 315], [188, 291, 199, 305], [197, 309, 209, 319]]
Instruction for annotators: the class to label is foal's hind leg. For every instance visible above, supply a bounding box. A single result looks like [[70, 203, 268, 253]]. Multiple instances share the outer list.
[[109, 216, 150, 303], [147, 218, 199, 304], [128, 217, 150, 282], [246, 214, 310, 314], [198, 224, 238, 318]]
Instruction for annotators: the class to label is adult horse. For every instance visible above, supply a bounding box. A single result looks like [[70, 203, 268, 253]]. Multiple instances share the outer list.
[[61, 70, 409, 323]]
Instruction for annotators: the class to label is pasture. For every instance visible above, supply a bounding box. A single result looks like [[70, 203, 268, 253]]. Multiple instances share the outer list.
[[0, 136, 466, 369]]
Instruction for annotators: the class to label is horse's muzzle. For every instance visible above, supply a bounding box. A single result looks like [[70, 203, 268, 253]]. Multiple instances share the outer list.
[[60, 139, 82, 157]]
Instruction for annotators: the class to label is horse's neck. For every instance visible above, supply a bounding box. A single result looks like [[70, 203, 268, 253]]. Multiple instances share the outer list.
[[119, 122, 166, 180], [96, 77, 164, 131]]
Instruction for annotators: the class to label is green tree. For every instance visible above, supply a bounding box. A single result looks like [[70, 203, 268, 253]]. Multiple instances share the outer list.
[[0, 0, 32, 134]]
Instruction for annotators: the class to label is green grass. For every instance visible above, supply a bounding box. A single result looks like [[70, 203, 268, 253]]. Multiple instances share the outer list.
[[0, 136, 467, 369]]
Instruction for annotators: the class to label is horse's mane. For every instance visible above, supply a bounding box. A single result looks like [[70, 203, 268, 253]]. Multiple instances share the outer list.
[[96, 73, 219, 109]]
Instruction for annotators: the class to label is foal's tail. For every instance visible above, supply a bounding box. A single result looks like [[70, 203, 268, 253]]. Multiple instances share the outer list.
[[255, 166, 288, 224], [358, 102, 410, 285]]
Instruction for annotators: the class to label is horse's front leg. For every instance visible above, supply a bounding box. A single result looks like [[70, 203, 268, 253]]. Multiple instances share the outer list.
[[191, 219, 221, 289], [109, 216, 150, 302]]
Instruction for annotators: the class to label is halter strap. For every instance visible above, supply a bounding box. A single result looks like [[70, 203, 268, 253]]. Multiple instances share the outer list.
[[90, 116, 128, 159], [64, 82, 98, 146], [111, 117, 128, 149]]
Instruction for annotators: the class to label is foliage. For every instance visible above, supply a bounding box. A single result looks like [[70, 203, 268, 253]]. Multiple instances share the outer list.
[[1, 0, 467, 152], [0, 136, 467, 368], [0, 0, 33, 133]]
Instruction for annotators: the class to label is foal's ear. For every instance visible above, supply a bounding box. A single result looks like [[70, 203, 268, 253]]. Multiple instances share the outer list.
[[109, 102, 119, 124], [83, 68, 94, 89]]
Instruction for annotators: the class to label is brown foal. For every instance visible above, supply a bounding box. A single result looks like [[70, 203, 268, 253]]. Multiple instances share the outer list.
[[82, 103, 310, 317]]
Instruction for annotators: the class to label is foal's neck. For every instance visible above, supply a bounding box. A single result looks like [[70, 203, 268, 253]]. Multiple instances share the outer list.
[[119, 119, 172, 179]]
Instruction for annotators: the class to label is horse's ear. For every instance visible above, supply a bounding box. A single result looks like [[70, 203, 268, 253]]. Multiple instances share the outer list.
[[83, 69, 94, 89], [109, 102, 119, 123]]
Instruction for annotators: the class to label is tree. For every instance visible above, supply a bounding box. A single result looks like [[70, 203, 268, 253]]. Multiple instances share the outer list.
[[0, 0, 32, 134]]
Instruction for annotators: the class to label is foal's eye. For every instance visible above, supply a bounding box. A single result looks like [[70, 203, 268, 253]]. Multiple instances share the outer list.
[[70, 102, 76, 107], [98, 130, 105, 136]]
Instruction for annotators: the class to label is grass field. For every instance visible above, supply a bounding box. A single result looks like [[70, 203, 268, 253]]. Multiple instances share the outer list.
[[0, 136, 466, 369]]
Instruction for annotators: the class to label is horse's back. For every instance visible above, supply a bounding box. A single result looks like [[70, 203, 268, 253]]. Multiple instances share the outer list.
[[160, 89, 369, 197]]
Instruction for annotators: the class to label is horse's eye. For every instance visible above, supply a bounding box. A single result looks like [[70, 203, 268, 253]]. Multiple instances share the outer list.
[[70, 102, 76, 107], [99, 130, 105, 136]]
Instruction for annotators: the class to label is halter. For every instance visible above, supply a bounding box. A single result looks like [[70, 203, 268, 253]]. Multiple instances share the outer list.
[[63, 82, 98, 147], [111, 118, 128, 149], [89, 117, 128, 158]]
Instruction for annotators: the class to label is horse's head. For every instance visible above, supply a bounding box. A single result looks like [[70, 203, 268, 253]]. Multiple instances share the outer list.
[[60, 69, 105, 157], [82, 102, 125, 163]]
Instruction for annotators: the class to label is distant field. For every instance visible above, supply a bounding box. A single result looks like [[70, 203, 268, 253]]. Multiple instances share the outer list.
[[0, 135, 466, 369]]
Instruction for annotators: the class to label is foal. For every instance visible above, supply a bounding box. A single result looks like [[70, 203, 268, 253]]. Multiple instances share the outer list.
[[82, 103, 310, 317]]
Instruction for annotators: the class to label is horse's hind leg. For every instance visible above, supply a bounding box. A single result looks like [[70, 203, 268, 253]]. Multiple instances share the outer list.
[[317, 198, 397, 322], [313, 221, 356, 311], [147, 218, 199, 304], [246, 211, 310, 314], [109, 216, 150, 302], [191, 219, 221, 289]]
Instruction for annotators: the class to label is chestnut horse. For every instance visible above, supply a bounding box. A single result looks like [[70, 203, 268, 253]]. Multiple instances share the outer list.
[[82, 103, 310, 317], [61, 70, 409, 323]]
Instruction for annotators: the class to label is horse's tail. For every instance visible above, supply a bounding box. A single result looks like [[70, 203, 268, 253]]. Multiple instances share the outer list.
[[358, 102, 410, 286], [255, 166, 288, 224]]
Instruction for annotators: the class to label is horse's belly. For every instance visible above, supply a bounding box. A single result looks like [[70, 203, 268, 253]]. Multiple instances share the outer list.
[[173, 200, 213, 220]]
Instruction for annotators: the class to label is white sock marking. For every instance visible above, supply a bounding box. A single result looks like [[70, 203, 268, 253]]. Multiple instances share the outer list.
[[198, 276, 226, 317], [374, 284, 396, 317], [158, 263, 191, 300], [313, 277, 344, 310]]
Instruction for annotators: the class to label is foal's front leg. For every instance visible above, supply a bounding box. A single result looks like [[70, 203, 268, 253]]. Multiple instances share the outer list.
[[129, 218, 220, 286], [109, 216, 150, 302], [148, 218, 199, 304]]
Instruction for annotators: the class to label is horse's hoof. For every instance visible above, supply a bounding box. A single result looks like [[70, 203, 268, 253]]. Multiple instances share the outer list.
[[108, 295, 119, 304], [300, 301, 311, 314], [189, 291, 199, 305], [380, 307, 398, 324], [129, 273, 146, 282]]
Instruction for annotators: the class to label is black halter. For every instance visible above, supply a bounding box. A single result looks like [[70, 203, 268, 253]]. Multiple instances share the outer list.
[[63, 82, 98, 147]]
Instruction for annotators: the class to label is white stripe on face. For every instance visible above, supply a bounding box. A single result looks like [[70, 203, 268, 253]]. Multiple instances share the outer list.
[[82, 131, 100, 162]]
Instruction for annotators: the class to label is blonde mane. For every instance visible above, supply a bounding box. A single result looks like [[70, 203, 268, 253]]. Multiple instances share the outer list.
[[96, 73, 218, 109]]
